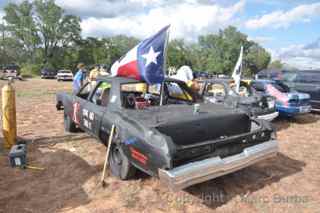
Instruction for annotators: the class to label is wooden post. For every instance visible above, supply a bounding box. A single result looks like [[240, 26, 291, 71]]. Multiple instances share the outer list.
[[2, 78, 16, 149], [101, 124, 115, 186]]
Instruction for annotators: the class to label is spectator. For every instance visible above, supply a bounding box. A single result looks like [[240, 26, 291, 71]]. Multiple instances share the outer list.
[[72, 63, 86, 94], [89, 64, 100, 82]]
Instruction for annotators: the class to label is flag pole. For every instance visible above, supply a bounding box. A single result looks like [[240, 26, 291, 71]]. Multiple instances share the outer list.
[[160, 26, 170, 106]]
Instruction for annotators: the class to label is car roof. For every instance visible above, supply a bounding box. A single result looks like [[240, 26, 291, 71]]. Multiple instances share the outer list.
[[298, 70, 320, 73], [253, 79, 275, 84]]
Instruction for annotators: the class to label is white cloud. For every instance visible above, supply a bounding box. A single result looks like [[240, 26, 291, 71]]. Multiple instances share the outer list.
[[248, 36, 273, 44], [273, 39, 320, 69], [79, 0, 245, 41], [56, 0, 163, 18], [245, 2, 320, 29]]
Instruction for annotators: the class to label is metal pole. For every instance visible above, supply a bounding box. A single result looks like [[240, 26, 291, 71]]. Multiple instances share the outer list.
[[160, 27, 170, 106]]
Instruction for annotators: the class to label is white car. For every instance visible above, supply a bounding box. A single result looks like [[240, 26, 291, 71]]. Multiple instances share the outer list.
[[57, 70, 73, 81]]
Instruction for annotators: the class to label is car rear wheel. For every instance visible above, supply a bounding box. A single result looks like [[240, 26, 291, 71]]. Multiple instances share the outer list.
[[63, 111, 77, 132], [109, 140, 136, 180]]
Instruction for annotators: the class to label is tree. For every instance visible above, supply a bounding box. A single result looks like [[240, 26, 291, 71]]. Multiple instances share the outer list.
[[197, 26, 270, 75], [4, 1, 39, 62], [167, 39, 193, 69], [34, 0, 81, 65], [4, 0, 81, 67], [245, 43, 271, 75]]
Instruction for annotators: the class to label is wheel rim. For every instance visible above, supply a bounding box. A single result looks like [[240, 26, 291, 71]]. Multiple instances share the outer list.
[[112, 145, 122, 166], [109, 144, 123, 177]]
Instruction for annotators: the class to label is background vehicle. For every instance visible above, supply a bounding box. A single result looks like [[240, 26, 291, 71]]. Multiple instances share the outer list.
[[56, 70, 73, 81], [251, 80, 311, 117], [0, 64, 20, 79], [256, 69, 320, 111], [56, 76, 278, 190], [197, 79, 279, 121], [281, 70, 320, 111], [255, 69, 291, 80], [40, 68, 57, 79]]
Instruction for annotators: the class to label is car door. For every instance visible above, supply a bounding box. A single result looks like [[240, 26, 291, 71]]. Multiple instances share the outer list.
[[70, 82, 92, 130], [82, 81, 112, 138]]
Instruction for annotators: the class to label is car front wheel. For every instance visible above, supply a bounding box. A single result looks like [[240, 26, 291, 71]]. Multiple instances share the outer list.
[[109, 142, 136, 180]]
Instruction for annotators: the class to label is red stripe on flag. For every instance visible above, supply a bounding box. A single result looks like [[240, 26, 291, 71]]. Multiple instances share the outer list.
[[117, 60, 141, 80]]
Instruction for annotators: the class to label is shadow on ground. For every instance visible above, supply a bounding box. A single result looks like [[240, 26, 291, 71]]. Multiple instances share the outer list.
[[184, 153, 305, 209], [273, 113, 319, 131], [0, 134, 100, 213]]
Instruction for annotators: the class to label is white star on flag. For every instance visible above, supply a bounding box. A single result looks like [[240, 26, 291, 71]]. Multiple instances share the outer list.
[[142, 46, 161, 67]]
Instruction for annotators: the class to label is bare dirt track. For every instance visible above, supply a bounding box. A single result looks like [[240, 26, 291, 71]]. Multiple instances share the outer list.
[[0, 78, 319, 213]]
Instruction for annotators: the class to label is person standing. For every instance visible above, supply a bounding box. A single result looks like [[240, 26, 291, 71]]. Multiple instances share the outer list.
[[89, 65, 100, 82], [73, 63, 86, 94]]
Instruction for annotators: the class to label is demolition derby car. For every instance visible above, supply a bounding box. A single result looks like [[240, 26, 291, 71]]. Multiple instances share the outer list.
[[56, 76, 278, 190], [197, 79, 279, 121], [251, 80, 311, 117]]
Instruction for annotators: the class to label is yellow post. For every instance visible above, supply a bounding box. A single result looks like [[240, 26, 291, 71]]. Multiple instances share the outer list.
[[2, 79, 17, 149]]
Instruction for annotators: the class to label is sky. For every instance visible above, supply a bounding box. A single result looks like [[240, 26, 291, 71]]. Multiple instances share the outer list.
[[0, 0, 320, 69]]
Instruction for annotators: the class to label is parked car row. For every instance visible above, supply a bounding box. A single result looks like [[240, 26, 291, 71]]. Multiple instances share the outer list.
[[41, 68, 73, 81], [197, 78, 279, 121], [256, 69, 320, 111]]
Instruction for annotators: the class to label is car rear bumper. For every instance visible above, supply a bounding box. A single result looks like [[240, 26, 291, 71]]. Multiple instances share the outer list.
[[57, 76, 73, 80], [277, 105, 311, 116], [310, 100, 320, 111], [158, 140, 278, 191], [257, 111, 279, 121]]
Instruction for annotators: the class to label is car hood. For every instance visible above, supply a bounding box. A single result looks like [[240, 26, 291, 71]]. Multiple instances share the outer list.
[[286, 92, 310, 100]]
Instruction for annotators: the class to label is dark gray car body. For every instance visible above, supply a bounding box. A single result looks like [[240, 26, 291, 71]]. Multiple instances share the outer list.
[[56, 76, 278, 190]]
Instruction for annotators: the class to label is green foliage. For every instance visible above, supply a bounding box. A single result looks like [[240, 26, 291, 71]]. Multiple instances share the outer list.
[[1, 0, 271, 77], [196, 26, 270, 75], [167, 39, 193, 69], [3, 0, 81, 67], [20, 63, 42, 78]]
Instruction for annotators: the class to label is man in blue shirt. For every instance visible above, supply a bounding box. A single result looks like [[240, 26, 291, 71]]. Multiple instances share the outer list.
[[73, 63, 86, 94]]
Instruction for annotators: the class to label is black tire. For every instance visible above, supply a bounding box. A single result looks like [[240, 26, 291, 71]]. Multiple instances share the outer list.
[[64, 111, 77, 132], [109, 141, 136, 180]]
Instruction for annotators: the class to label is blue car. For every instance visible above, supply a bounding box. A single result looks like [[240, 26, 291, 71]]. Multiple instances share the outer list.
[[251, 80, 311, 117]]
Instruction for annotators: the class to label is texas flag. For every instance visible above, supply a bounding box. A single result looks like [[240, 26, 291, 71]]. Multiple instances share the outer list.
[[111, 25, 170, 84]]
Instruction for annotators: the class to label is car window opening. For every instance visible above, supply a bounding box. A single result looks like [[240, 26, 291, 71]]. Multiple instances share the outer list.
[[120, 82, 194, 109]]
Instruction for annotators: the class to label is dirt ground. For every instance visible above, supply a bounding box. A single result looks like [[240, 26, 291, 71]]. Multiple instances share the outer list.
[[0, 78, 319, 213]]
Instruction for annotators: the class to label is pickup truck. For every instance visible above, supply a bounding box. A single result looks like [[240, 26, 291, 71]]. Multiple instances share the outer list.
[[56, 76, 278, 190]]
